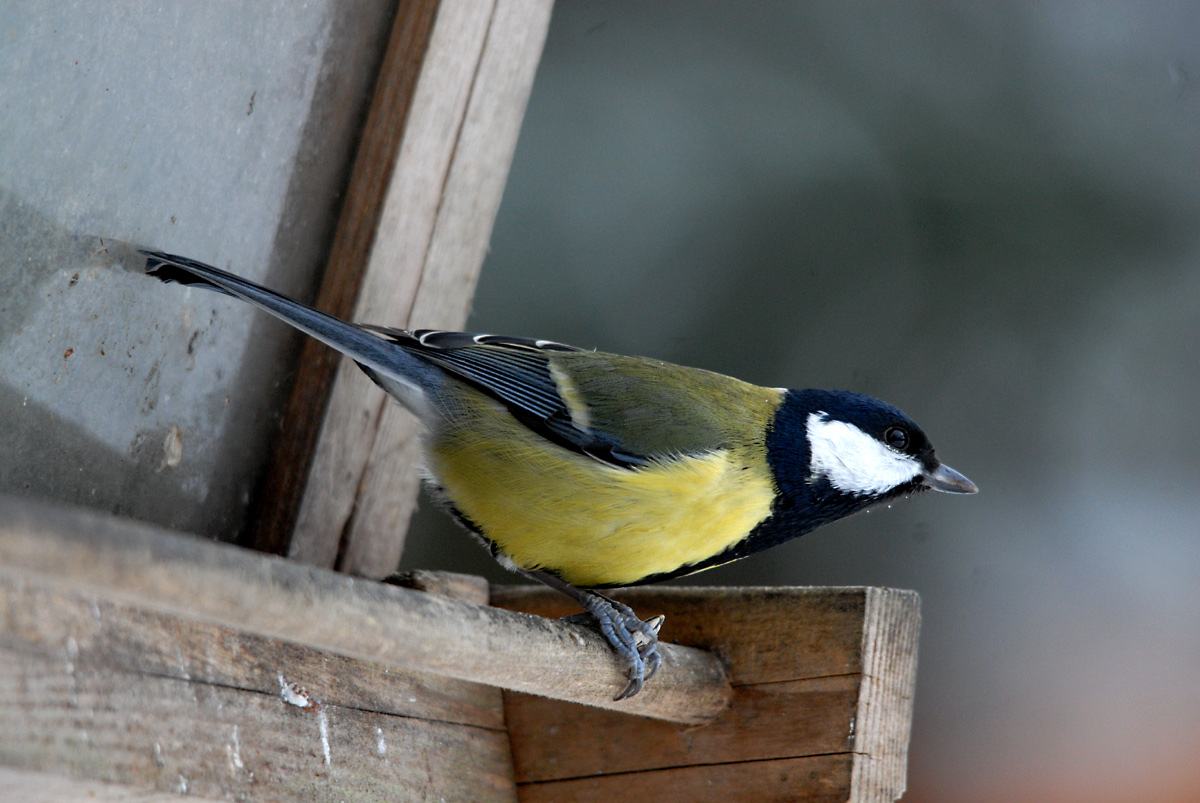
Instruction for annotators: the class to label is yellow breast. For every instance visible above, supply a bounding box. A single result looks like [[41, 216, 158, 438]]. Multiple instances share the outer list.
[[426, 389, 777, 587]]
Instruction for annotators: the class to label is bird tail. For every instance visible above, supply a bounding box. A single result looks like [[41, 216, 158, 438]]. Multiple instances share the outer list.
[[144, 251, 239, 296], [141, 250, 438, 413]]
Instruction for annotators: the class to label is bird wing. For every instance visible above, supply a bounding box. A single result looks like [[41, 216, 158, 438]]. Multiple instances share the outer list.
[[363, 327, 657, 468], [363, 327, 775, 468]]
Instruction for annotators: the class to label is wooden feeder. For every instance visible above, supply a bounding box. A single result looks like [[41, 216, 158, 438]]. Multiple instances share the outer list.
[[0, 1, 920, 800]]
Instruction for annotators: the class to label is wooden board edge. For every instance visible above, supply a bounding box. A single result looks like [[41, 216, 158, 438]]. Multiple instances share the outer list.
[[850, 588, 921, 802], [515, 753, 855, 803]]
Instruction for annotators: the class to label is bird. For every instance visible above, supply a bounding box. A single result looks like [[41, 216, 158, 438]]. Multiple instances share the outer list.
[[141, 249, 977, 699]]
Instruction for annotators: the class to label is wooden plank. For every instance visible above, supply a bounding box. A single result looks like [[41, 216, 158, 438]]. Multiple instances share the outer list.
[[0, 647, 516, 802], [0, 496, 731, 725], [248, 0, 442, 557], [492, 586, 920, 803], [0, 563, 516, 801], [0, 767, 225, 803], [0, 573, 504, 729], [516, 755, 853, 803], [296, 0, 500, 574], [853, 584, 922, 803], [491, 586, 882, 684], [384, 568, 491, 605], [287, 0, 555, 577], [503, 675, 859, 781], [338, 0, 556, 579]]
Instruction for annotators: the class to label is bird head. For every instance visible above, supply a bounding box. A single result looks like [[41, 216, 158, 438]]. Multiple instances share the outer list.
[[766, 389, 976, 529]]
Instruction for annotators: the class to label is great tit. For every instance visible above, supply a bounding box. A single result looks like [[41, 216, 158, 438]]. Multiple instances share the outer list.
[[142, 250, 977, 699]]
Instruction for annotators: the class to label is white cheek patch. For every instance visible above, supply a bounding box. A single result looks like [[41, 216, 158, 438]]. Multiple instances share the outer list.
[[806, 413, 922, 496]]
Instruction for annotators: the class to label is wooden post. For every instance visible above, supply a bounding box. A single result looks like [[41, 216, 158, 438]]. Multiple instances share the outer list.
[[246, 0, 444, 558], [252, 0, 555, 578]]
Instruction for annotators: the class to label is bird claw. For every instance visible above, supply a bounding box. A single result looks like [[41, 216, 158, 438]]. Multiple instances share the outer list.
[[564, 595, 664, 700], [522, 569, 665, 699]]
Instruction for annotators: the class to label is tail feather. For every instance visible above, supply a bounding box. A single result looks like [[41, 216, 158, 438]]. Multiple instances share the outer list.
[[143, 250, 235, 296], [141, 249, 438, 417]]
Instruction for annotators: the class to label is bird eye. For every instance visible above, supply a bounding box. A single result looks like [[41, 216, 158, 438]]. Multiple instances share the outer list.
[[884, 426, 909, 451]]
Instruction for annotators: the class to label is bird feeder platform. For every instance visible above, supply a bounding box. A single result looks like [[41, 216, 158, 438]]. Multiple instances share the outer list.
[[0, 0, 921, 799], [0, 495, 919, 802]]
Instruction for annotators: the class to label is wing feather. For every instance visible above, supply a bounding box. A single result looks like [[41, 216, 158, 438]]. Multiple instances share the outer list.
[[361, 326, 648, 468]]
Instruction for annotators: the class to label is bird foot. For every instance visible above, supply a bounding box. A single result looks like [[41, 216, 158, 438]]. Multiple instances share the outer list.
[[565, 595, 664, 700], [517, 568, 665, 699]]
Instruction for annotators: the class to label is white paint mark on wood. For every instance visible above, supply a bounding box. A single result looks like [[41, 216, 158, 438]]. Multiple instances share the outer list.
[[227, 724, 243, 774], [318, 709, 331, 765], [375, 726, 387, 758]]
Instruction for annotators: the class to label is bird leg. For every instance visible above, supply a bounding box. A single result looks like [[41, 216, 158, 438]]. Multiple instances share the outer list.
[[519, 569, 664, 700]]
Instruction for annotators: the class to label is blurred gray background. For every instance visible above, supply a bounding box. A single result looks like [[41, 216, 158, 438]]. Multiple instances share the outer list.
[[401, 3, 1200, 801], [3, 2, 1198, 801]]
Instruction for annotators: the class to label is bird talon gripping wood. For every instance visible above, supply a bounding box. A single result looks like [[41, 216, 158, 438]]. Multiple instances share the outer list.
[[142, 250, 977, 699]]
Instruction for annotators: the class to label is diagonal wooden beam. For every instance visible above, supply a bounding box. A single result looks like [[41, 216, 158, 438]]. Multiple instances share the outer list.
[[0, 495, 730, 726]]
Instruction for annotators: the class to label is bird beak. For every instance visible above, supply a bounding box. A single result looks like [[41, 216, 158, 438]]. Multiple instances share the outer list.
[[923, 464, 978, 494]]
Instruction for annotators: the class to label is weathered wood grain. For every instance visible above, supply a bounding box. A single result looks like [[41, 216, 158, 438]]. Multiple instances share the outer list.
[[492, 585, 920, 803], [503, 675, 860, 782], [384, 568, 491, 605], [249, 0, 443, 558], [286, 0, 555, 578], [338, 0, 557, 580], [0, 498, 919, 800], [0, 553, 519, 801], [852, 583, 922, 803], [0, 496, 731, 725], [0, 767, 225, 803], [516, 755, 854, 803], [492, 585, 884, 684], [0, 573, 504, 729], [0, 647, 516, 802]]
